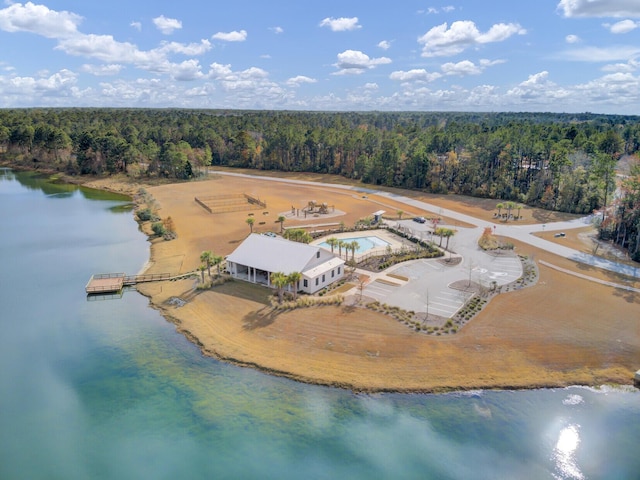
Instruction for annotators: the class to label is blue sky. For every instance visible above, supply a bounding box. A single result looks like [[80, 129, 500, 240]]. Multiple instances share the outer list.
[[0, 0, 639, 113]]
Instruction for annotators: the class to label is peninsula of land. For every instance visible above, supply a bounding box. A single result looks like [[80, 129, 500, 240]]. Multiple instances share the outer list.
[[85, 169, 640, 393]]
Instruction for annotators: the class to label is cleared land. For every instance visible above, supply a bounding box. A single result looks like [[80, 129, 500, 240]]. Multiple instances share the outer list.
[[100, 172, 640, 393]]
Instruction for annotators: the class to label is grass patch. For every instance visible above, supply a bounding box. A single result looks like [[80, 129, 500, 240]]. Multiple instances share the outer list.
[[386, 273, 409, 282]]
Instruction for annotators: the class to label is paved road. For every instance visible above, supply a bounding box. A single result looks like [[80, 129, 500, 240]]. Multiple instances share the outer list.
[[212, 170, 640, 279]]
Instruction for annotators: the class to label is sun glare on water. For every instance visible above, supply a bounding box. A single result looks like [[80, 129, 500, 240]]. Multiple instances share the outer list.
[[553, 424, 584, 480]]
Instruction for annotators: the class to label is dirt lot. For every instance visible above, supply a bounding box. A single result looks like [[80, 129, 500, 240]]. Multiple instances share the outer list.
[[127, 172, 639, 392]]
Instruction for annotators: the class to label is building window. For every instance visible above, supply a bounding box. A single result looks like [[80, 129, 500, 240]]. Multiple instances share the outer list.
[[316, 251, 320, 258], [338, 267, 341, 274], [322, 274, 325, 282], [303, 279, 308, 288], [331, 270, 335, 278], [315, 278, 319, 286]]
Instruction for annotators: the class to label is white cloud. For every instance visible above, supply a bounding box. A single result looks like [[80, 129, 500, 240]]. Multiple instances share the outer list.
[[441, 59, 504, 76], [418, 21, 526, 57], [81, 64, 123, 76], [333, 50, 391, 75], [207, 62, 276, 92], [157, 40, 212, 56], [57, 34, 145, 63], [606, 19, 639, 33], [442, 60, 482, 76], [506, 71, 572, 103], [557, 0, 640, 18], [364, 83, 378, 90], [54, 32, 212, 79], [377, 40, 391, 50], [601, 59, 639, 72], [389, 69, 441, 82], [212, 30, 247, 42], [130, 21, 142, 32], [520, 71, 550, 87], [152, 15, 182, 35], [0, 1, 81, 38], [572, 72, 640, 106], [565, 34, 580, 43], [1, 69, 79, 100], [319, 17, 361, 32], [286, 75, 317, 87], [170, 59, 205, 81], [420, 6, 455, 15], [557, 45, 640, 61], [0, 3, 211, 79], [270, 26, 284, 34]]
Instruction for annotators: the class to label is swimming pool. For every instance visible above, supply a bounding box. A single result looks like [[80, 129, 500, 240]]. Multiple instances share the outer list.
[[319, 235, 390, 254]]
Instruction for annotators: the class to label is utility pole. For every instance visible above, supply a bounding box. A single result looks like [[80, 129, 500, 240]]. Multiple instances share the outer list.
[[424, 288, 429, 323]]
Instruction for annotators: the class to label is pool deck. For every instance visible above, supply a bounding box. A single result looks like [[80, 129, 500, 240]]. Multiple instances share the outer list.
[[311, 229, 412, 260]]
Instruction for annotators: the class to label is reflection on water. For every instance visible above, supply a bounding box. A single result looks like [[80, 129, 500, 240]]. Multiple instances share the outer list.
[[554, 424, 583, 480], [0, 169, 639, 480]]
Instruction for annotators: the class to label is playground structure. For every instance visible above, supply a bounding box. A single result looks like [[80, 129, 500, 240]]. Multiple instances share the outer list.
[[195, 193, 266, 214], [302, 200, 334, 216]]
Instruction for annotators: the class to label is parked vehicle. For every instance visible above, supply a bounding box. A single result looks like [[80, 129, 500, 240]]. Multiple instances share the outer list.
[[413, 216, 426, 223]]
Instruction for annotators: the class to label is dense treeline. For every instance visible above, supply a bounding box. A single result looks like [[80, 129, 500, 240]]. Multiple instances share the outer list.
[[601, 162, 640, 261], [1, 108, 639, 219]]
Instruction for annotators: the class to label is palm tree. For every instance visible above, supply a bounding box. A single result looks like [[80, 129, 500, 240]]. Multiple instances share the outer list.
[[516, 204, 523, 220], [213, 254, 224, 275], [198, 264, 206, 284], [270, 271, 288, 304], [496, 203, 504, 217], [337, 240, 346, 259], [200, 250, 214, 277], [246, 217, 255, 233], [277, 215, 286, 233], [349, 240, 360, 261], [287, 272, 302, 300], [434, 227, 445, 247], [326, 237, 338, 253], [442, 228, 455, 250], [397, 209, 404, 220], [505, 201, 516, 221], [283, 228, 312, 244]]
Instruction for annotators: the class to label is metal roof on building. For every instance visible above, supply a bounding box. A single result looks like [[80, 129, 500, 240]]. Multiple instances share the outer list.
[[226, 234, 343, 276]]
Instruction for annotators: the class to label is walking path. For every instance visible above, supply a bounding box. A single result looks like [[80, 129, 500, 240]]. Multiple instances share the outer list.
[[211, 170, 640, 280], [539, 260, 640, 293]]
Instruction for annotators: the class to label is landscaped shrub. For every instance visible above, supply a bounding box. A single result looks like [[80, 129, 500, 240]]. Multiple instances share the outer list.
[[151, 222, 166, 236], [136, 207, 153, 221]]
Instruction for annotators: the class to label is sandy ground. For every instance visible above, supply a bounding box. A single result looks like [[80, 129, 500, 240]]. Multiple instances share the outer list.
[[104, 172, 639, 392]]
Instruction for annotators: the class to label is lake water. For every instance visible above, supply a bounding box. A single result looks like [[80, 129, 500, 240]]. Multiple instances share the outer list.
[[1, 168, 638, 480]]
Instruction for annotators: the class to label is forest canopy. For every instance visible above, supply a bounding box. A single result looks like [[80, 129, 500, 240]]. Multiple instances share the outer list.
[[1, 108, 639, 259]]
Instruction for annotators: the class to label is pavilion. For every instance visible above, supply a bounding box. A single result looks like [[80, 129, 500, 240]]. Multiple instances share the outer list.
[[226, 234, 345, 294]]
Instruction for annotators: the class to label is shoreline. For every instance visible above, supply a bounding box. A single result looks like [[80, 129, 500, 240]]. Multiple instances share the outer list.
[[6, 164, 637, 394], [91, 171, 640, 393], [145, 305, 638, 395]]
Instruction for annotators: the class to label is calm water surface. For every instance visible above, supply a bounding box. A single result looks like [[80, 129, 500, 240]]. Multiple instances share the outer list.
[[1, 168, 638, 480]]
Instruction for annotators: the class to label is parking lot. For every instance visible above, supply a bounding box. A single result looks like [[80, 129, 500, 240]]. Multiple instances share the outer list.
[[362, 258, 475, 318], [358, 222, 523, 318]]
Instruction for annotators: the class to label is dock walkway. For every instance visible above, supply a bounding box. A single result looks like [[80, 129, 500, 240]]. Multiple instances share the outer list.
[[85, 272, 172, 294]]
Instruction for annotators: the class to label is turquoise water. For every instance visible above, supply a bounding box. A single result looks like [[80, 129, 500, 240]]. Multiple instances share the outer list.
[[319, 235, 390, 253], [1, 168, 639, 480]]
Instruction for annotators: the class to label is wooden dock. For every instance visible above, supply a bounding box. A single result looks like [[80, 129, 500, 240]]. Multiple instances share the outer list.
[[86, 272, 171, 294]]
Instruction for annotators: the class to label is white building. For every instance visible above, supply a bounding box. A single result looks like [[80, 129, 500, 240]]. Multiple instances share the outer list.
[[226, 234, 345, 294]]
